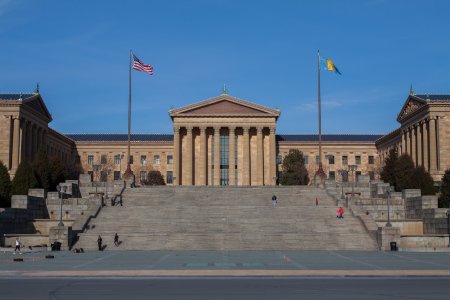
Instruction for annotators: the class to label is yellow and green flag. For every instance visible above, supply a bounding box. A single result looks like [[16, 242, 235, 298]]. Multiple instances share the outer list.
[[320, 56, 341, 75]]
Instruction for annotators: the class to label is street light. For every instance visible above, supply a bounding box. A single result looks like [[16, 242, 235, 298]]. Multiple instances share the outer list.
[[348, 165, 357, 198], [93, 164, 101, 196], [337, 169, 348, 200], [56, 185, 67, 227], [384, 186, 393, 227]]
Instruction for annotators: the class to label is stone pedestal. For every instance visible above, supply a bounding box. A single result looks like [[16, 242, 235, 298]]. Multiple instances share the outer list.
[[49, 226, 70, 251], [378, 226, 401, 251]]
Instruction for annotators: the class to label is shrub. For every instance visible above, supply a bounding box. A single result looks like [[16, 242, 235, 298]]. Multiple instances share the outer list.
[[380, 148, 398, 188], [0, 161, 12, 207], [393, 154, 415, 192], [439, 169, 450, 208], [142, 170, 166, 185], [279, 149, 309, 185], [410, 166, 435, 196], [32, 151, 51, 189], [11, 161, 38, 195]]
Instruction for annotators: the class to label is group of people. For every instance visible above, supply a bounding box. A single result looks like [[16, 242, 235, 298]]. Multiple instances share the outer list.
[[97, 233, 120, 251]]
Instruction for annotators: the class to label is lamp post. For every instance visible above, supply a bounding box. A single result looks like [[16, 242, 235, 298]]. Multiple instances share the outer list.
[[337, 169, 348, 200], [348, 165, 357, 198], [93, 164, 101, 196], [56, 185, 67, 227], [384, 186, 392, 227]]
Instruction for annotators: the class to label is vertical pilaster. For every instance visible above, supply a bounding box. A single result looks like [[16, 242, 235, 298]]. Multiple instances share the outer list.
[[429, 118, 437, 171], [243, 127, 250, 186], [401, 130, 406, 154], [405, 128, 410, 155], [436, 117, 440, 171], [200, 127, 207, 186], [256, 127, 264, 186], [423, 120, 429, 171], [185, 127, 193, 186], [32, 124, 37, 161], [26, 122, 32, 162], [173, 126, 180, 185], [269, 127, 277, 185], [411, 125, 417, 166], [417, 122, 423, 167], [229, 127, 236, 186], [12, 117, 20, 171], [19, 118, 25, 164], [214, 127, 221, 186]]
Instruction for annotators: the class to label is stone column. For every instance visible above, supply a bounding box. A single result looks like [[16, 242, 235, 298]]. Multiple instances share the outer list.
[[405, 128, 410, 155], [199, 127, 207, 186], [269, 127, 277, 185], [411, 125, 417, 166], [173, 126, 180, 185], [417, 122, 423, 167], [32, 124, 38, 160], [401, 130, 406, 154], [12, 117, 20, 171], [256, 127, 264, 186], [423, 120, 429, 171], [429, 118, 437, 171], [436, 117, 441, 171], [229, 127, 236, 186], [19, 118, 25, 164], [185, 127, 193, 186], [214, 127, 221, 186], [243, 127, 250, 186], [26, 122, 32, 162]]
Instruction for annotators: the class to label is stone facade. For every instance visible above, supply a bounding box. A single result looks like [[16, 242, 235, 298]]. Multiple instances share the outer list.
[[3, 91, 450, 185]]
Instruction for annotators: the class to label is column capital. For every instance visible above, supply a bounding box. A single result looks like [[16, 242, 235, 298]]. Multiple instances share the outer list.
[[256, 127, 263, 134], [186, 127, 193, 133], [269, 126, 276, 134], [214, 127, 221, 134], [199, 126, 206, 133], [243, 127, 250, 134], [173, 126, 180, 134]]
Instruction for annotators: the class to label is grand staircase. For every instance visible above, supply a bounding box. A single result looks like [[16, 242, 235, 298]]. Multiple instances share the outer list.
[[74, 186, 378, 251]]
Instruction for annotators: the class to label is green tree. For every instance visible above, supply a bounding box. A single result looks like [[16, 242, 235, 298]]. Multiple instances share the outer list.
[[393, 154, 415, 192], [279, 149, 309, 185], [0, 161, 12, 207], [142, 170, 166, 185], [49, 157, 68, 191], [11, 161, 38, 195], [410, 166, 435, 196], [439, 169, 450, 208], [32, 151, 51, 189], [380, 148, 398, 188]]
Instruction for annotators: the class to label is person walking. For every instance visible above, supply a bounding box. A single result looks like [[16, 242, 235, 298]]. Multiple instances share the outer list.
[[97, 235, 103, 251], [14, 238, 21, 254], [337, 207, 344, 219], [114, 233, 119, 246], [272, 195, 278, 207], [315, 197, 319, 206]]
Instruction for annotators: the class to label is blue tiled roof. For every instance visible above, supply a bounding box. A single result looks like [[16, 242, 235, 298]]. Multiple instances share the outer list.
[[66, 134, 174, 142], [0, 93, 35, 100], [415, 94, 450, 101], [66, 133, 381, 143], [276, 134, 383, 142]]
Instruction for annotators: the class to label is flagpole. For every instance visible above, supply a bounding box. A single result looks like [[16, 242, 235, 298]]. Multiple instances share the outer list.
[[316, 49, 325, 182], [125, 49, 133, 176]]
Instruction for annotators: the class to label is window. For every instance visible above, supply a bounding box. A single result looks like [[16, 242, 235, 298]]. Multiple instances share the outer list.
[[316, 155, 320, 165], [329, 171, 335, 179], [140, 171, 147, 183], [129, 155, 133, 164], [88, 155, 94, 165], [355, 155, 361, 165], [114, 171, 121, 180], [114, 154, 121, 165], [141, 155, 147, 165], [368, 155, 374, 164], [328, 155, 335, 165], [356, 171, 361, 181], [100, 171, 107, 182], [369, 171, 375, 180], [276, 155, 283, 164], [154, 155, 160, 165], [166, 171, 173, 184], [101, 155, 107, 164], [88, 171, 93, 181], [304, 155, 309, 164], [342, 155, 348, 165], [167, 155, 173, 164], [342, 171, 349, 182]]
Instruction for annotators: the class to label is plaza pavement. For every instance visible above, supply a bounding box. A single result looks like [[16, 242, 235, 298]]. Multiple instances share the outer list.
[[1, 249, 450, 277]]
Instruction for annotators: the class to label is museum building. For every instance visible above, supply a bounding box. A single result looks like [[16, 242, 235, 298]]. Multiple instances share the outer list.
[[1, 91, 449, 185]]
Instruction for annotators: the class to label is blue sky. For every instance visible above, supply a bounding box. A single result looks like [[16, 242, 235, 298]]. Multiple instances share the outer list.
[[1, 0, 449, 135]]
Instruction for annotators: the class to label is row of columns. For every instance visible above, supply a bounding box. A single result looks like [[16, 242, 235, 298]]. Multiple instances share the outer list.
[[5, 115, 47, 171], [173, 125, 276, 186], [401, 117, 439, 171]]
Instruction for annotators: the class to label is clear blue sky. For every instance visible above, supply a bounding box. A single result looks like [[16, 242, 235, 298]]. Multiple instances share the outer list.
[[1, 0, 449, 135]]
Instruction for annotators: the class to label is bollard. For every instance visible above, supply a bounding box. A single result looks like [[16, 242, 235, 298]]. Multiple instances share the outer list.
[[45, 255, 55, 259], [13, 258, 23, 262]]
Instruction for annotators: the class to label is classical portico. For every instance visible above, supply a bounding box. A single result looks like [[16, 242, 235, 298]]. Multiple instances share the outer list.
[[169, 94, 280, 186]]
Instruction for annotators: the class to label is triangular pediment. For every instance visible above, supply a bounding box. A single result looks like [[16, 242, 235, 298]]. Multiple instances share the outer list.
[[23, 94, 53, 121], [397, 95, 426, 122], [170, 95, 280, 118]]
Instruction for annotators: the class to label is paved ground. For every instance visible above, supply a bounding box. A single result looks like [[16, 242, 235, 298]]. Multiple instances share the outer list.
[[2, 250, 450, 277], [1, 277, 450, 299]]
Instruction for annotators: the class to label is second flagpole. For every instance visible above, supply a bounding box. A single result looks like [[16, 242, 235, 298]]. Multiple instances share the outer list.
[[125, 49, 133, 178]]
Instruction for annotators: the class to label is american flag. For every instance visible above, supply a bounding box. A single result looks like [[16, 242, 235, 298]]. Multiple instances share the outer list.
[[132, 54, 154, 75]]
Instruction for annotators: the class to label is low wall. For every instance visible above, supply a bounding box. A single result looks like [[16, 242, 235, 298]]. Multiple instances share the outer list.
[[3, 234, 49, 248], [33, 219, 74, 235], [376, 220, 423, 235], [400, 235, 449, 250]]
